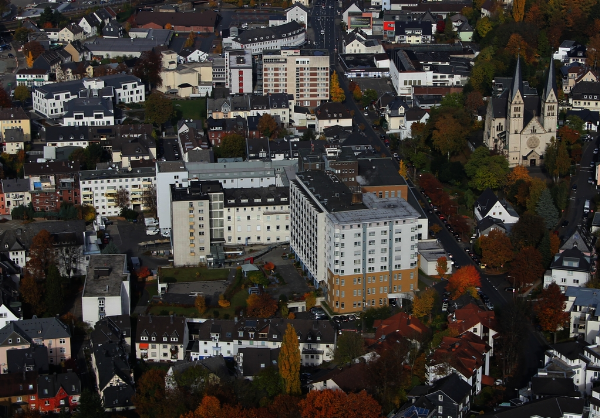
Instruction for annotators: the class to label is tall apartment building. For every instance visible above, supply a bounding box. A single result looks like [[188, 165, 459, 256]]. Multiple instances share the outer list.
[[262, 49, 330, 108], [291, 170, 425, 314], [225, 50, 253, 94]]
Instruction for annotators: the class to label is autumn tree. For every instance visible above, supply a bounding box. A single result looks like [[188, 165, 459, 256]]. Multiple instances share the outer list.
[[216, 134, 246, 159], [505, 165, 531, 191], [534, 282, 570, 343], [269, 395, 301, 418], [77, 389, 105, 418], [279, 323, 301, 395], [431, 114, 468, 160], [330, 71, 345, 102], [512, 0, 525, 21], [20, 272, 44, 316], [430, 224, 442, 235], [525, 177, 547, 213], [550, 233, 560, 255], [412, 288, 436, 321], [134, 369, 167, 418], [478, 229, 514, 270], [23, 41, 44, 62], [435, 256, 448, 279], [333, 331, 365, 364], [116, 188, 130, 210], [142, 184, 157, 217], [304, 292, 316, 310], [365, 340, 410, 412], [510, 212, 546, 250], [14, 27, 32, 44], [194, 295, 207, 315], [398, 160, 407, 178], [588, 34, 600, 68], [27, 229, 55, 279], [184, 31, 196, 48], [299, 389, 382, 418], [144, 92, 174, 126], [508, 246, 544, 291], [0, 87, 11, 109], [247, 293, 278, 318], [446, 265, 481, 299], [258, 113, 279, 138], [353, 84, 362, 101], [44, 264, 63, 317], [465, 147, 510, 191], [13, 85, 30, 103], [465, 91, 483, 114], [133, 50, 163, 88]]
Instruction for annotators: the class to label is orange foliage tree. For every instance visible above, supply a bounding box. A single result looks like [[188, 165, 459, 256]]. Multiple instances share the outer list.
[[557, 125, 580, 144], [446, 266, 481, 300], [133, 369, 167, 418], [505, 165, 531, 190], [246, 293, 278, 318], [278, 323, 301, 395], [299, 389, 382, 418], [534, 282, 570, 343], [550, 233, 560, 256], [435, 257, 448, 279], [508, 246, 544, 290], [478, 229, 514, 269]]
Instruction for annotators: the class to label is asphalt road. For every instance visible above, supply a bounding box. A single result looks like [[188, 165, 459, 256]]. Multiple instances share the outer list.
[[311, 0, 336, 55]]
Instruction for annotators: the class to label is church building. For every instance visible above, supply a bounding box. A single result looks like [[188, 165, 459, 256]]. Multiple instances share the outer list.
[[483, 59, 558, 167]]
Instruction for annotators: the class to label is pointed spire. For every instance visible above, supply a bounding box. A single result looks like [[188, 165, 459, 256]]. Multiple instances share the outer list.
[[543, 59, 558, 101], [511, 56, 523, 101]]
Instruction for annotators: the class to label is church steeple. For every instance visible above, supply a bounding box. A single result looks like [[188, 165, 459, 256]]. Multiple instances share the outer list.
[[541, 59, 558, 132], [543, 60, 558, 101], [511, 56, 523, 102]]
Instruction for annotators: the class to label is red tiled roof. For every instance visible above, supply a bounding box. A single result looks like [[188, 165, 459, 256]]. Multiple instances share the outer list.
[[448, 302, 498, 335], [482, 375, 495, 386], [430, 332, 490, 379], [373, 312, 429, 340]]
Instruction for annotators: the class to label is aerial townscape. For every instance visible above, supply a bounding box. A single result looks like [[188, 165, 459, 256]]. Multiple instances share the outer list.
[[0, 0, 597, 416]]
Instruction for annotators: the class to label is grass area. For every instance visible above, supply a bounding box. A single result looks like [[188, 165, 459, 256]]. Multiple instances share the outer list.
[[173, 98, 207, 122], [159, 267, 230, 282], [145, 284, 158, 298]]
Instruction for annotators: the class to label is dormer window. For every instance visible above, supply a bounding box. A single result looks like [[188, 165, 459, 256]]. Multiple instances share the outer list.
[[151, 336, 155, 341], [272, 334, 277, 338], [171, 337, 178, 342], [141, 336, 148, 341], [163, 337, 167, 341]]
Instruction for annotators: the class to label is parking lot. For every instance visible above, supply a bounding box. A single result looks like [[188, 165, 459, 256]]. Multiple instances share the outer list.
[[106, 220, 171, 270], [159, 137, 182, 161], [354, 78, 395, 99]]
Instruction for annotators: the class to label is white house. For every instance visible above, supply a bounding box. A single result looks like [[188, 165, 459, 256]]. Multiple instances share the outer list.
[[135, 315, 189, 362], [285, 4, 308, 25], [343, 29, 384, 54], [82, 254, 131, 326], [543, 247, 593, 291], [399, 108, 429, 139], [188, 318, 337, 366], [315, 102, 353, 134], [542, 340, 600, 396], [0, 304, 20, 328], [62, 98, 115, 127], [565, 287, 600, 343], [474, 188, 520, 225], [418, 240, 453, 276], [78, 14, 100, 37], [58, 24, 85, 43], [16, 69, 52, 88]]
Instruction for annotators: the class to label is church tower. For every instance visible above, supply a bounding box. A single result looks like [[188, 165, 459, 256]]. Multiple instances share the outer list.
[[541, 61, 558, 133], [508, 57, 524, 135]]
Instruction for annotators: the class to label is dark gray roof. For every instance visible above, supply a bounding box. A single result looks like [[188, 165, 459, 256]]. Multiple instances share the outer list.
[[511, 57, 523, 101], [37, 372, 80, 399], [0, 317, 71, 345], [63, 98, 114, 118], [477, 216, 506, 233], [239, 347, 280, 377], [169, 357, 230, 383], [224, 186, 289, 207], [549, 340, 590, 361], [550, 247, 591, 272], [102, 383, 135, 409], [475, 188, 499, 215], [295, 170, 367, 212], [90, 315, 132, 347], [566, 109, 600, 124], [234, 21, 304, 44], [429, 373, 472, 404], [136, 315, 187, 342], [531, 376, 579, 397], [395, 21, 432, 36], [1, 179, 30, 193], [0, 220, 86, 255], [6, 345, 49, 374], [481, 397, 585, 418], [92, 341, 132, 391], [82, 14, 100, 28], [34, 74, 142, 98], [571, 81, 600, 99], [356, 159, 407, 186], [83, 254, 128, 298]]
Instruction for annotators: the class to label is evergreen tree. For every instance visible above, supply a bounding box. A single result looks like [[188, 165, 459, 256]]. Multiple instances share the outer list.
[[101, 241, 120, 254], [536, 189, 559, 229], [538, 230, 552, 268], [278, 323, 301, 395], [44, 264, 63, 317], [77, 389, 105, 418]]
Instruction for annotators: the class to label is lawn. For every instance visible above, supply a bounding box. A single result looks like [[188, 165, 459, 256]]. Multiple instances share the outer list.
[[159, 267, 231, 282], [145, 283, 158, 298], [173, 98, 207, 121]]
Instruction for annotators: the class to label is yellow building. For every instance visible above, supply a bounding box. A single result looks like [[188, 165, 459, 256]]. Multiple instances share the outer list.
[[0, 108, 31, 145]]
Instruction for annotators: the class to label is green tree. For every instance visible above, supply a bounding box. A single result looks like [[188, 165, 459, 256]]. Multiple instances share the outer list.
[[511, 212, 546, 250], [360, 89, 378, 108], [144, 93, 174, 126], [77, 389, 105, 418], [14, 27, 32, 44], [278, 323, 301, 395], [566, 115, 585, 134], [333, 331, 365, 364], [44, 264, 63, 317], [13, 85, 29, 102], [431, 114, 468, 159], [216, 133, 246, 159], [552, 181, 569, 211], [465, 147, 509, 190], [301, 129, 315, 141], [476, 16, 493, 38], [253, 366, 283, 398], [101, 241, 120, 254], [538, 230, 553, 268], [536, 189, 559, 229]]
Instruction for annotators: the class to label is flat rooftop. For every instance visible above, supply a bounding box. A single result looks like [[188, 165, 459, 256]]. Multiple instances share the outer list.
[[83, 254, 128, 298], [357, 159, 407, 186], [328, 193, 420, 224], [296, 170, 365, 212]]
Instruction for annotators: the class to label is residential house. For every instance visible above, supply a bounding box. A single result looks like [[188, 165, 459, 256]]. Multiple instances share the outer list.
[[427, 332, 490, 395], [561, 65, 597, 94], [16, 69, 52, 88], [309, 362, 369, 392], [78, 14, 100, 37], [566, 108, 600, 132], [226, 49, 252, 94], [177, 126, 210, 162], [55, 62, 88, 83], [3, 128, 25, 155], [63, 41, 91, 63], [315, 102, 353, 133], [555, 41, 580, 62], [393, 21, 433, 44], [418, 240, 453, 276], [33, 372, 80, 414], [235, 348, 280, 380], [0, 317, 71, 369], [187, 318, 336, 366], [343, 29, 384, 54], [560, 227, 595, 257], [382, 96, 408, 133], [84, 29, 172, 59], [481, 397, 586, 418], [102, 21, 123, 38], [341, 132, 373, 155], [90, 315, 132, 353], [399, 108, 429, 139], [90, 342, 135, 412], [565, 287, 600, 343], [135, 11, 217, 32], [228, 22, 306, 54], [206, 117, 247, 147], [373, 312, 428, 343], [165, 357, 230, 390], [0, 371, 38, 416], [136, 315, 188, 362], [81, 255, 130, 326], [6, 346, 48, 374], [0, 108, 31, 143], [0, 304, 20, 330], [62, 98, 116, 127], [543, 247, 593, 290], [23, 161, 81, 213], [474, 188, 519, 225], [32, 50, 70, 73], [0, 179, 31, 217], [58, 24, 85, 43], [566, 44, 587, 65], [476, 216, 507, 237], [541, 340, 600, 396], [394, 373, 473, 418], [570, 81, 600, 111], [448, 303, 498, 355], [285, 4, 308, 24]]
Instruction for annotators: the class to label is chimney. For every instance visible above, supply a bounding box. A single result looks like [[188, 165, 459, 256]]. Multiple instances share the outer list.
[[148, 314, 152, 324], [351, 193, 363, 205]]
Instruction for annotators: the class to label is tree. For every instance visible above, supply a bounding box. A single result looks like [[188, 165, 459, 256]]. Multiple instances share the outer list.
[[511, 212, 546, 250], [446, 265, 481, 299], [247, 293, 278, 318], [525, 177, 547, 213], [512, 0, 525, 21], [101, 241, 120, 254], [133, 50, 163, 88], [44, 264, 63, 316], [550, 233, 560, 255], [258, 113, 279, 139], [534, 282, 570, 343], [353, 84, 363, 101], [14, 27, 32, 44], [23, 41, 44, 62], [435, 257, 448, 279], [116, 188, 130, 210], [505, 165, 531, 190], [431, 114, 468, 159], [0, 87, 10, 109], [330, 71, 345, 102], [20, 272, 44, 315], [360, 89, 378, 108], [496, 300, 530, 377], [465, 147, 509, 190], [195, 295, 207, 315], [269, 395, 302, 418], [333, 331, 365, 364], [145, 93, 174, 126], [134, 369, 167, 418], [557, 125, 579, 144], [279, 323, 301, 395], [13, 85, 30, 102], [465, 91, 484, 114], [476, 16, 493, 38], [77, 389, 105, 418], [412, 288, 436, 320], [304, 292, 316, 310], [536, 189, 559, 229], [430, 224, 441, 235], [27, 229, 55, 279], [398, 160, 407, 178], [253, 366, 283, 398], [217, 134, 246, 159], [508, 246, 544, 290], [365, 340, 410, 412], [184, 31, 196, 48], [142, 185, 157, 217], [479, 229, 514, 269], [299, 389, 381, 418]]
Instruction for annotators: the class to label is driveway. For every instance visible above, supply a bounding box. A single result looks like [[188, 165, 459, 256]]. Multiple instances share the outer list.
[[254, 246, 310, 300]]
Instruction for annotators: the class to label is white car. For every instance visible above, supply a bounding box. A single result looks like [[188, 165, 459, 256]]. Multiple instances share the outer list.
[[146, 228, 159, 236]]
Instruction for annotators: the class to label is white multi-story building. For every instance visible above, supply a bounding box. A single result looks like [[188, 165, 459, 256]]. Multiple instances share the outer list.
[[225, 50, 253, 94], [79, 166, 156, 217], [543, 247, 593, 291], [189, 318, 337, 366], [291, 170, 425, 314], [16, 69, 52, 88], [82, 254, 131, 326], [229, 21, 306, 54], [565, 287, 600, 343], [62, 98, 116, 127], [33, 75, 145, 119], [135, 315, 188, 362]]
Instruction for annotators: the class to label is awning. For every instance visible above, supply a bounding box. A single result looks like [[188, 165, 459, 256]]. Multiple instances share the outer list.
[[139, 343, 149, 349]]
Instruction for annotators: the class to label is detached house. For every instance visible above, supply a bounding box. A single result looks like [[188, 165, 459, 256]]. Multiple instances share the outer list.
[[58, 24, 85, 43], [0, 371, 38, 416], [33, 372, 81, 414], [474, 188, 519, 226], [448, 303, 498, 355], [543, 247, 593, 290], [315, 102, 353, 134], [136, 315, 188, 362], [373, 312, 428, 344]]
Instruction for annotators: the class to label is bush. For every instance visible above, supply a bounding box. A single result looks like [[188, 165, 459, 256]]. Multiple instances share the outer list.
[[213, 310, 220, 318], [224, 313, 230, 319], [218, 299, 231, 308], [163, 277, 176, 284]]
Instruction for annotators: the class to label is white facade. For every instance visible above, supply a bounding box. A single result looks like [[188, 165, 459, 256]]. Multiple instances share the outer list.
[[286, 5, 308, 24], [225, 205, 290, 245], [316, 115, 353, 134], [80, 168, 156, 217], [229, 25, 306, 54], [344, 38, 385, 54], [63, 104, 115, 127], [543, 250, 592, 291], [390, 62, 433, 96], [544, 269, 590, 290], [16, 71, 52, 88], [171, 195, 212, 267], [0, 305, 19, 328], [474, 200, 519, 224]]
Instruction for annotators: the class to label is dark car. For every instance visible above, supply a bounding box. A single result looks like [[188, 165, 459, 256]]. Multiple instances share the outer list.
[[562, 220, 569, 227], [505, 287, 516, 292], [7, 53, 13, 58], [572, 184, 578, 191]]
